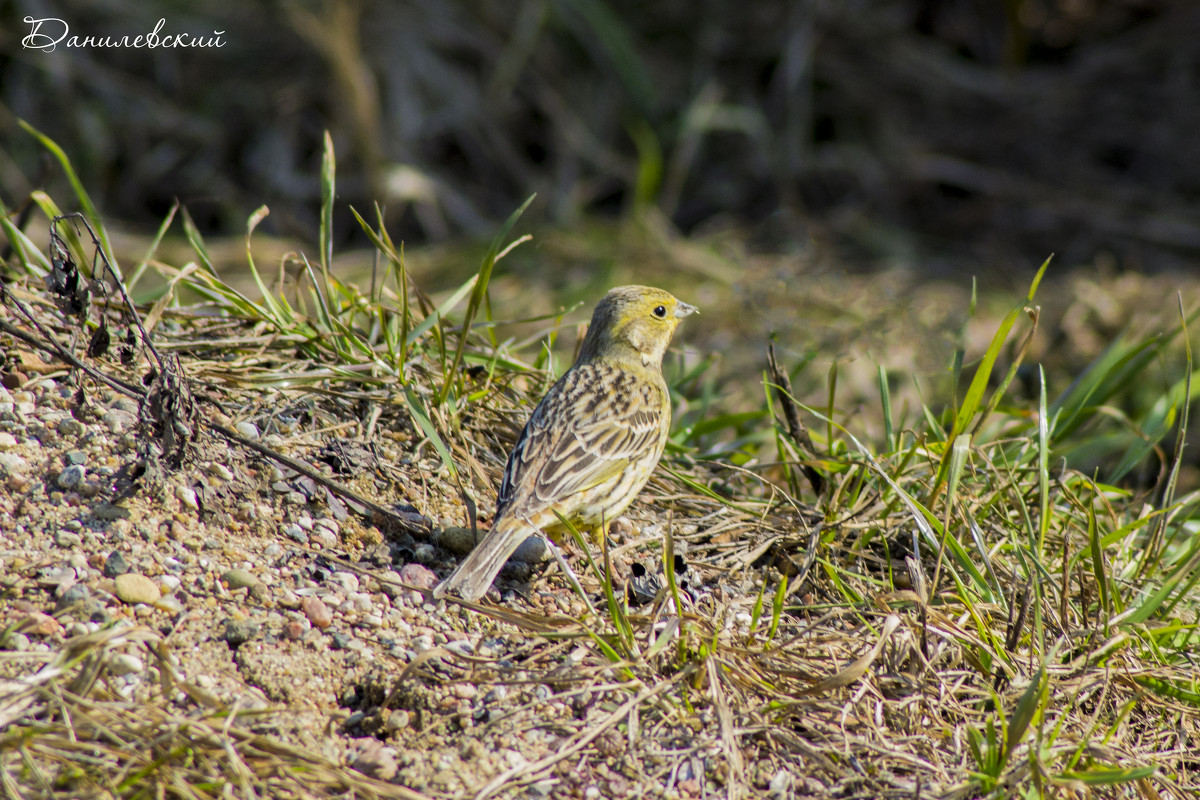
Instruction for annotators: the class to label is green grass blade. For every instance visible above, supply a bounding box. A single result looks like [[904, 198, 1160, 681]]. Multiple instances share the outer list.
[[126, 202, 179, 295], [403, 388, 458, 480], [878, 364, 895, 452], [1004, 662, 1046, 760], [1037, 365, 1050, 555], [320, 131, 335, 277]]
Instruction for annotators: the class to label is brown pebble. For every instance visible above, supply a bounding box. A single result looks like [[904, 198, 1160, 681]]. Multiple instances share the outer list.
[[283, 620, 306, 640], [301, 596, 333, 629], [398, 563, 437, 590], [18, 612, 63, 637]]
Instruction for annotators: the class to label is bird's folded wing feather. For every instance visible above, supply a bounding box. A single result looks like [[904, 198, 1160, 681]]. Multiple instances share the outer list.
[[498, 366, 664, 516]]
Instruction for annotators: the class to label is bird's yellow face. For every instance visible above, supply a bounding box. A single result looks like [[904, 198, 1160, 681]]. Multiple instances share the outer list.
[[577, 285, 697, 369]]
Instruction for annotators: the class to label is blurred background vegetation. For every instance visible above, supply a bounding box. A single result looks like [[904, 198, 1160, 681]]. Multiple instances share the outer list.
[[4, 0, 1197, 275]]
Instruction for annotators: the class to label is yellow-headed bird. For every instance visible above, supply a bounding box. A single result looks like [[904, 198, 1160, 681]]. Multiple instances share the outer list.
[[434, 285, 697, 601]]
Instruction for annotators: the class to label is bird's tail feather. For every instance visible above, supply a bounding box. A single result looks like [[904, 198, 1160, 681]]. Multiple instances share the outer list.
[[433, 517, 532, 601]]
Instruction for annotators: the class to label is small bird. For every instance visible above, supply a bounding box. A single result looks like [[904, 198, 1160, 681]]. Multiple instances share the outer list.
[[434, 285, 697, 601]]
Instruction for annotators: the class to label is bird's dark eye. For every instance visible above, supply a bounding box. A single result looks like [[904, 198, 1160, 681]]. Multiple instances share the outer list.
[[652, 305, 667, 319]]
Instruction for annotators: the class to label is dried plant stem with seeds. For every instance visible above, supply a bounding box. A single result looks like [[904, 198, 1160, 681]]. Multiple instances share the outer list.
[[434, 285, 697, 601]]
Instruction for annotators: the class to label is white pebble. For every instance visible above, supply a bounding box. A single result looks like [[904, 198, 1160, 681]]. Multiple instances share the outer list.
[[328, 571, 359, 594], [109, 654, 144, 676], [175, 485, 199, 510], [0, 453, 29, 475], [206, 462, 235, 481]]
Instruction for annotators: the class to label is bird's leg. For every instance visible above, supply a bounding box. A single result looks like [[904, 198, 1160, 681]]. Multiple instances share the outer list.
[[546, 538, 599, 617]]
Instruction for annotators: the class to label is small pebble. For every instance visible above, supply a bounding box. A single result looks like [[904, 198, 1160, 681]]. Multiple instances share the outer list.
[[37, 566, 76, 589], [398, 563, 437, 590], [154, 594, 185, 614], [64, 449, 87, 465], [301, 596, 333, 629], [445, 639, 474, 657], [57, 419, 85, 437], [18, 611, 62, 637], [0, 452, 29, 475], [351, 740, 398, 782], [235, 421, 260, 439], [102, 409, 137, 434], [56, 465, 86, 490], [1, 632, 31, 651], [103, 551, 129, 578], [221, 568, 260, 590], [206, 462, 235, 481], [513, 535, 548, 564], [221, 618, 261, 648], [94, 502, 132, 522], [327, 571, 359, 594], [115, 573, 161, 605], [109, 654, 144, 676], [175, 485, 199, 511], [283, 619, 308, 639], [282, 524, 308, 544], [55, 584, 91, 611], [54, 530, 82, 548], [384, 710, 411, 732], [437, 526, 477, 555], [0, 432, 17, 448]]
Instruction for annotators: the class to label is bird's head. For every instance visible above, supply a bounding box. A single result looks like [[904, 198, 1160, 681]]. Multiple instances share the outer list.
[[577, 285, 697, 369]]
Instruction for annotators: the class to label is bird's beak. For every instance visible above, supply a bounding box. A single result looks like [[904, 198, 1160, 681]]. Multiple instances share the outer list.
[[675, 301, 698, 318]]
